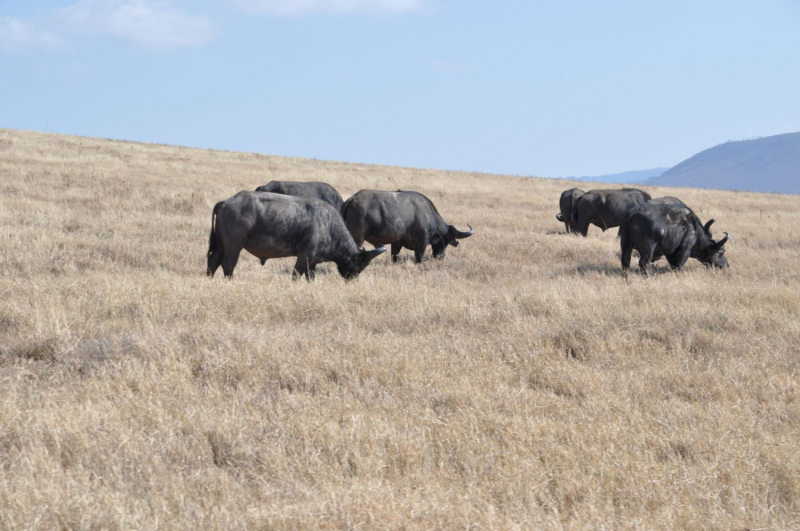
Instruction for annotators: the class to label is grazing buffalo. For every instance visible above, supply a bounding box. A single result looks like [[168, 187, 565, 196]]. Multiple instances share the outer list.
[[207, 191, 385, 280], [255, 181, 344, 211], [342, 190, 473, 263], [620, 203, 729, 272], [573, 188, 652, 236], [624, 197, 692, 266], [556, 187, 585, 233]]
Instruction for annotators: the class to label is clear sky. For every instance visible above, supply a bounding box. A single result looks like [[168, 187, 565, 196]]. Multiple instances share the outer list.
[[2, 0, 799, 177]]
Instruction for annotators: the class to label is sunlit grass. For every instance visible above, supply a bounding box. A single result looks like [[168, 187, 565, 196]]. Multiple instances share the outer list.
[[1, 128, 798, 529]]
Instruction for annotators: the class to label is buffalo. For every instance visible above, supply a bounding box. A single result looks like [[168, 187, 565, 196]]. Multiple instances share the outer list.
[[556, 187, 585, 233], [620, 202, 729, 272], [255, 181, 344, 211], [623, 197, 692, 266], [573, 188, 652, 236], [342, 190, 473, 263], [207, 191, 386, 280]]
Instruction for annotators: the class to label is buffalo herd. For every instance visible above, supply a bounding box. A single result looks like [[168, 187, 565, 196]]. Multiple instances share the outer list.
[[208, 181, 473, 280], [207, 179, 729, 280], [556, 187, 729, 272]]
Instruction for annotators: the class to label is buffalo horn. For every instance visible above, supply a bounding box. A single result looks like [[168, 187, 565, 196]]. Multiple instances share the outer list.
[[365, 246, 386, 257], [556, 213, 564, 221], [714, 232, 729, 248], [453, 225, 474, 239], [704, 218, 716, 232]]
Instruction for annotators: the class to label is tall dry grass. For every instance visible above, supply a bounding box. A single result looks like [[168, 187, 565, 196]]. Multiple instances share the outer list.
[[0, 128, 798, 530]]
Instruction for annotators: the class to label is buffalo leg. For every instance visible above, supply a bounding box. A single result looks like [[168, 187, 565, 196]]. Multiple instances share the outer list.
[[293, 256, 316, 281], [391, 243, 402, 263], [414, 242, 426, 264], [621, 244, 633, 271], [207, 247, 224, 277], [221, 246, 242, 278], [620, 225, 633, 271], [667, 242, 692, 271], [637, 242, 656, 275]]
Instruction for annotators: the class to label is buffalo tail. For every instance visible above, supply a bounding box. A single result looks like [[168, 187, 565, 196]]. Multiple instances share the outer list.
[[208, 201, 224, 258]]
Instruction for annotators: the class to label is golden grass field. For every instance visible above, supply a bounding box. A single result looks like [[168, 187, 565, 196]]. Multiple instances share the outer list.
[[1, 128, 798, 530]]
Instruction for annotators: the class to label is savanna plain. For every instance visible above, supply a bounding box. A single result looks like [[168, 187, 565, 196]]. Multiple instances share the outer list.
[[1, 128, 799, 530]]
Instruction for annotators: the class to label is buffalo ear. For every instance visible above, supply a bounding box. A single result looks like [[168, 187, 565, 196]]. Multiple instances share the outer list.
[[556, 213, 564, 221]]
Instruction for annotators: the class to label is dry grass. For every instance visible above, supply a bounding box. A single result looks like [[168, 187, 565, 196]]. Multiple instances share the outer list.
[[1, 128, 799, 530]]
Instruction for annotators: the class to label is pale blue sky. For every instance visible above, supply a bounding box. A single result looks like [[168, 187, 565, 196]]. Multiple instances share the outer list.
[[1, 0, 799, 176]]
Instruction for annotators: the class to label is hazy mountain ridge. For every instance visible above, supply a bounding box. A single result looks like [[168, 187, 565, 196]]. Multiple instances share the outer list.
[[559, 167, 669, 184], [646, 132, 800, 194]]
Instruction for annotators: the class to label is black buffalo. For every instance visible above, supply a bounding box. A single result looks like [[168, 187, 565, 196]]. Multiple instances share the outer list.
[[573, 188, 652, 236], [623, 197, 692, 266], [620, 203, 729, 272], [255, 181, 344, 211], [207, 191, 385, 280], [556, 187, 585, 233], [342, 190, 473, 263]]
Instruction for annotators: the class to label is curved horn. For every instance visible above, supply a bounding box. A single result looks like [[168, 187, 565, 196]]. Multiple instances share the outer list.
[[364, 246, 387, 259], [452, 224, 474, 239], [714, 232, 729, 248], [703, 218, 716, 232], [556, 213, 564, 221]]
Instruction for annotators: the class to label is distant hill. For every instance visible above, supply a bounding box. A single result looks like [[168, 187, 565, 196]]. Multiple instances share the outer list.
[[646, 132, 800, 194], [562, 167, 669, 184]]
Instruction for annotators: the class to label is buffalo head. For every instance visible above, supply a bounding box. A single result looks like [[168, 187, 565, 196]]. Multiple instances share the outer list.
[[446, 224, 474, 247], [337, 246, 387, 279], [432, 225, 474, 258], [697, 218, 729, 268]]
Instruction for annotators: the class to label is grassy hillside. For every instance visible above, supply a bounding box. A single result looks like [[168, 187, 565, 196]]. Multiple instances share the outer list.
[[1, 128, 798, 530], [647, 132, 800, 194]]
